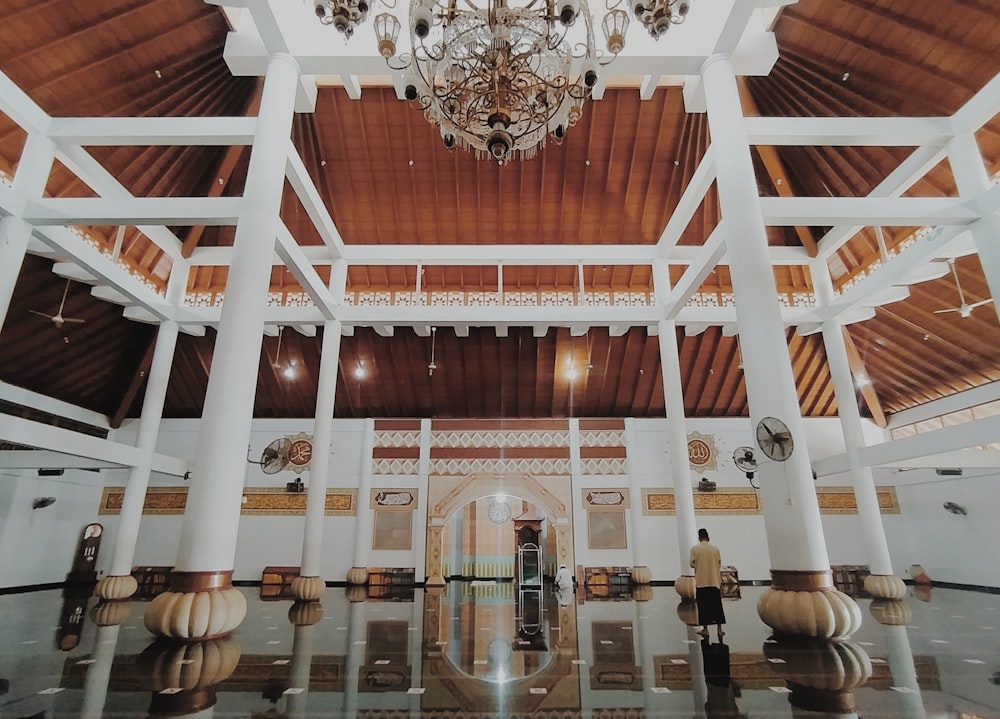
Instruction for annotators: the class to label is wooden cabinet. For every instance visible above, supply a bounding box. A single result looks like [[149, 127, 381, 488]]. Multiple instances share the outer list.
[[260, 566, 300, 600], [131, 566, 172, 599]]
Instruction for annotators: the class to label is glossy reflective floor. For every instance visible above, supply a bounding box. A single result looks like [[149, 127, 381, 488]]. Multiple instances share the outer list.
[[1, 582, 999, 718]]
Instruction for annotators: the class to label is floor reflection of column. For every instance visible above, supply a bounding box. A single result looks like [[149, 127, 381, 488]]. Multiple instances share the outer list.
[[79, 623, 120, 719], [285, 622, 317, 717], [883, 623, 926, 719], [688, 634, 708, 719], [342, 597, 366, 717], [410, 591, 424, 714]]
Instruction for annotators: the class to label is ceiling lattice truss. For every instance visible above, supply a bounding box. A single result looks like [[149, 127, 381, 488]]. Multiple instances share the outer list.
[[0, 0, 999, 425]]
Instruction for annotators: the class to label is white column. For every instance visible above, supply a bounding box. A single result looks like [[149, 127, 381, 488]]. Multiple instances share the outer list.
[[175, 52, 300, 572], [701, 53, 829, 572], [300, 320, 342, 576], [107, 319, 179, 578], [351, 418, 376, 570], [947, 132, 1000, 313], [814, 265, 893, 576], [624, 418, 648, 570], [0, 132, 55, 327], [658, 319, 698, 577]]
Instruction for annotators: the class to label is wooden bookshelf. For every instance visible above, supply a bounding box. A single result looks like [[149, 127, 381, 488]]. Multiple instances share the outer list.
[[368, 567, 416, 601], [720, 566, 740, 599], [131, 566, 172, 599], [832, 564, 870, 597]]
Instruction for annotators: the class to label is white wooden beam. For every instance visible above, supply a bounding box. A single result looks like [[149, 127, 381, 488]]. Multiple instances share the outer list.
[[32, 226, 175, 321], [23, 197, 243, 226], [0, 70, 50, 133], [888, 380, 1000, 430], [760, 196, 978, 227], [664, 224, 727, 319], [55, 145, 186, 261], [284, 143, 347, 258], [188, 242, 810, 267], [951, 70, 1000, 134], [274, 223, 338, 319], [813, 414, 1000, 477], [745, 116, 952, 146], [46, 116, 257, 146], [815, 144, 948, 259], [0, 381, 108, 429], [0, 415, 188, 476], [656, 147, 715, 256]]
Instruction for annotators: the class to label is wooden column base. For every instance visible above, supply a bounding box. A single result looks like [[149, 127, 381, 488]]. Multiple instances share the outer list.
[[143, 570, 247, 641]]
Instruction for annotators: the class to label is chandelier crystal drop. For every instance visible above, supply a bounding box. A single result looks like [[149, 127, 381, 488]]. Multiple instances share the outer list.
[[374, 0, 627, 163]]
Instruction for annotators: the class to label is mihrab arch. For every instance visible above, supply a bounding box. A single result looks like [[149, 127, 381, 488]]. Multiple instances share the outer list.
[[424, 472, 574, 587]]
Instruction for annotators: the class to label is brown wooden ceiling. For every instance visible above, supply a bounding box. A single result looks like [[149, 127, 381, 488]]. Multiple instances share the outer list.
[[1, 0, 999, 425]]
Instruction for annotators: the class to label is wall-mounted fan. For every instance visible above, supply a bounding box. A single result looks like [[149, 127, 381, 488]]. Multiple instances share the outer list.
[[942, 501, 967, 516], [30, 278, 86, 328], [933, 258, 993, 319], [248, 438, 291, 474], [733, 446, 758, 488]]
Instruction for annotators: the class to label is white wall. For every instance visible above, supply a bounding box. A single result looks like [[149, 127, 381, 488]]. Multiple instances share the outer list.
[[0, 468, 105, 588], [880, 467, 1000, 588], [7, 413, 998, 591]]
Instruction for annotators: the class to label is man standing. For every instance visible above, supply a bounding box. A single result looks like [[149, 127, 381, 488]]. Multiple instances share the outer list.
[[690, 528, 726, 639]]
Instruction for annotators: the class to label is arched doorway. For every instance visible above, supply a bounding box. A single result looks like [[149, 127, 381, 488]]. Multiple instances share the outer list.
[[424, 473, 574, 587]]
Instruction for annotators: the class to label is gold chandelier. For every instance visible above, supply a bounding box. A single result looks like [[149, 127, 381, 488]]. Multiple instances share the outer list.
[[317, 0, 694, 162], [373, 0, 628, 163]]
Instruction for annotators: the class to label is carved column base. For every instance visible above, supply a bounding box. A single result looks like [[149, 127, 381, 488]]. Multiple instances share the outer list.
[[764, 637, 871, 715], [91, 600, 133, 626], [346, 566, 369, 585], [95, 574, 138, 600], [869, 599, 912, 626], [288, 601, 324, 626], [758, 570, 861, 639], [863, 574, 906, 600], [143, 571, 247, 641], [291, 575, 326, 601], [674, 574, 696, 601], [630, 565, 652, 585], [139, 636, 241, 715]]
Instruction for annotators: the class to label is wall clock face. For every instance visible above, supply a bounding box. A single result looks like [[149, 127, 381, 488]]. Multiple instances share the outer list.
[[755, 416, 794, 462], [488, 501, 511, 523]]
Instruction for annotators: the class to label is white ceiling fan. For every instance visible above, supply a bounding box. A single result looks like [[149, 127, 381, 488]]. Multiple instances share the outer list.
[[933, 258, 993, 319], [29, 278, 86, 328]]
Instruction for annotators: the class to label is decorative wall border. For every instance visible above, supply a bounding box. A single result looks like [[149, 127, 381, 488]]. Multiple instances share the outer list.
[[641, 486, 899, 516], [98, 487, 357, 516]]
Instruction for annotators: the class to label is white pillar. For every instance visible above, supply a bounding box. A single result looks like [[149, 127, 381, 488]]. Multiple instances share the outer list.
[[658, 319, 698, 577], [947, 132, 1000, 314], [702, 53, 829, 572], [143, 54, 300, 642], [106, 320, 180, 578], [175, 52, 300, 572], [883, 624, 926, 718], [0, 132, 55, 327], [813, 265, 893, 576], [624, 418, 648, 570], [702, 54, 861, 638], [300, 320, 342, 577], [351, 418, 376, 570]]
